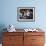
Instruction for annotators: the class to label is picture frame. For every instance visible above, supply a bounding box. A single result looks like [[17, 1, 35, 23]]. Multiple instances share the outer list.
[[17, 7, 35, 22]]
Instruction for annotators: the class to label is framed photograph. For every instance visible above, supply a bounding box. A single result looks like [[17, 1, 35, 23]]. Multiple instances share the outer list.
[[17, 7, 35, 22]]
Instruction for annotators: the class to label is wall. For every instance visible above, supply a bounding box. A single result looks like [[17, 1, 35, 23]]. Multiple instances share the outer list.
[[0, 0, 46, 30]]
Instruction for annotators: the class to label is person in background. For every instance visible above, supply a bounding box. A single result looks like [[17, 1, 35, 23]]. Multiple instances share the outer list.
[[26, 9, 33, 19]]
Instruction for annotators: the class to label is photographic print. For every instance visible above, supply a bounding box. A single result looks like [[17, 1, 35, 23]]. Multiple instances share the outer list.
[[17, 7, 35, 22]]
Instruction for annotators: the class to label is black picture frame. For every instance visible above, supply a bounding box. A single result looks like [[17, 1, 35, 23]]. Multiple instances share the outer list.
[[17, 7, 35, 22]]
